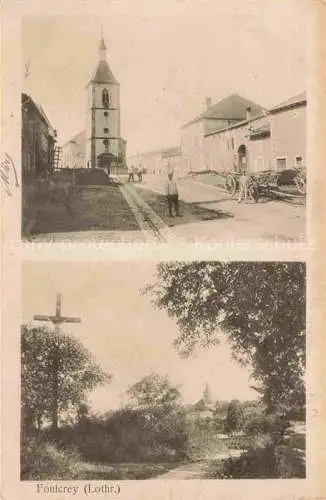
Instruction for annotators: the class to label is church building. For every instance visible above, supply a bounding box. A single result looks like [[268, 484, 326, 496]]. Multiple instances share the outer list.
[[62, 36, 126, 171], [86, 36, 121, 170]]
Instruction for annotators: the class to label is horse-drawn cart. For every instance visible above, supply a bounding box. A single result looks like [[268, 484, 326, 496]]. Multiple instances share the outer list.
[[225, 168, 306, 201]]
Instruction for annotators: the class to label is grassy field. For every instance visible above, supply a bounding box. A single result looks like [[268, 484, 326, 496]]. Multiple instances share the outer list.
[[22, 181, 139, 238]]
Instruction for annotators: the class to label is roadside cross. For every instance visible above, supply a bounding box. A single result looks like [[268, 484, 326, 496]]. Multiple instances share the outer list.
[[33, 292, 81, 329], [32, 293, 81, 432]]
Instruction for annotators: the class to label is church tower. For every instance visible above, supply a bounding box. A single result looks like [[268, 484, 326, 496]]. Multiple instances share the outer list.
[[85, 36, 121, 170]]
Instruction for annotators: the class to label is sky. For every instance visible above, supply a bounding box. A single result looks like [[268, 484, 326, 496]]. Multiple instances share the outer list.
[[22, 0, 308, 156], [22, 261, 258, 413]]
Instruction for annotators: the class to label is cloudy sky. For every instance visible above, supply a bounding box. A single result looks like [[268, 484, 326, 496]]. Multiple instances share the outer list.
[[22, 261, 257, 413], [22, 0, 308, 156]]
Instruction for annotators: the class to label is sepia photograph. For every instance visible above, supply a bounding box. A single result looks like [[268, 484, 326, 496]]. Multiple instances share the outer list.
[[21, 1, 307, 243], [21, 261, 306, 480], [2, 0, 326, 497]]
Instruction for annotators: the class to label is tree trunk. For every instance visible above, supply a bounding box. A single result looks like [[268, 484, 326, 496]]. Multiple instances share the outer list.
[[51, 335, 59, 433]]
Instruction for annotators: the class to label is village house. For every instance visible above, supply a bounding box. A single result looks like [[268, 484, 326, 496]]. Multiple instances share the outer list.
[[22, 93, 58, 178], [124, 91, 306, 179], [62, 131, 86, 169], [181, 94, 264, 173], [128, 146, 182, 176], [268, 92, 306, 171], [200, 92, 306, 174]]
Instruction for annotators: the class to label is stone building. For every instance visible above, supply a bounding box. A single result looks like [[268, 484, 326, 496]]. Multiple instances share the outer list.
[[21, 93, 57, 178], [128, 146, 182, 176], [62, 131, 86, 169], [181, 94, 264, 173], [204, 92, 306, 174], [125, 91, 306, 179], [204, 111, 271, 174], [268, 92, 306, 170]]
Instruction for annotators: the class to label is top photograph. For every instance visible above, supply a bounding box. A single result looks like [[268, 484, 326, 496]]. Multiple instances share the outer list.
[[21, 2, 307, 244]]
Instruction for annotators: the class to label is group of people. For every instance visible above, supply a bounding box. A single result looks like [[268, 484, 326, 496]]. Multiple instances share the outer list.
[[127, 165, 143, 183]]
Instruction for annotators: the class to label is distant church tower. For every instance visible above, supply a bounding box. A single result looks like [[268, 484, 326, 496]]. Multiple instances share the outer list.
[[85, 36, 121, 170]]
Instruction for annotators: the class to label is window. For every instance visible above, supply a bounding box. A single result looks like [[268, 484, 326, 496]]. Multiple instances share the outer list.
[[295, 156, 303, 167], [276, 157, 287, 171], [104, 128, 109, 134], [104, 111, 109, 117], [102, 88, 110, 108], [231, 137, 234, 150]]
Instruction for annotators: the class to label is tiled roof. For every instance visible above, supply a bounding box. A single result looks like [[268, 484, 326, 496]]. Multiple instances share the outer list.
[[183, 94, 264, 128], [63, 130, 86, 147], [89, 60, 118, 85], [205, 112, 267, 137], [270, 92, 306, 112], [22, 93, 53, 129]]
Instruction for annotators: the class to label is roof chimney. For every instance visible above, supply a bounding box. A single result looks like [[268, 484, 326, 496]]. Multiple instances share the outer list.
[[206, 97, 212, 109], [246, 106, 252, 121]]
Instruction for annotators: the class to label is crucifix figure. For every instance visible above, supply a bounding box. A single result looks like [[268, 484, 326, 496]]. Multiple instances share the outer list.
[[34, 293, 81, 328], [33, 293, 81, 432]]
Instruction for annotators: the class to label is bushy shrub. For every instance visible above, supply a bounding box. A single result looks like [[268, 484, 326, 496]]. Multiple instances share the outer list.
[[244, 414, 276, 436], [219, 446, 278, 479], [46, 407, 188, 464], [21, 437, 81, 480], [274, 445, 305, 478]]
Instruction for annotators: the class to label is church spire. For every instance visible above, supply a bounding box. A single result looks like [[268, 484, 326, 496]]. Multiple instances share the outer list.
[[87, 33, 118, 85], [99, 35, 107, 61]]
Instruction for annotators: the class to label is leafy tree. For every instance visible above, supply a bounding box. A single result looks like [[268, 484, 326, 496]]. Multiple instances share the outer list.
[[21, 325, 111, 433], [225, 399, 244, 433], [127, 373, 181, 410], [126, 373, 186, 455], [146, 262, 306, 416]]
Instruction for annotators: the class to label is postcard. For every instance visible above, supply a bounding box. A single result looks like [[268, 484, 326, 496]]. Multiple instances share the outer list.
[[1, 0, 325, 499]]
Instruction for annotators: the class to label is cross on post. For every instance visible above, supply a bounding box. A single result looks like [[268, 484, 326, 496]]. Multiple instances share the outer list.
[[33, 292, 81, 331], [33, 293, 81, 432]]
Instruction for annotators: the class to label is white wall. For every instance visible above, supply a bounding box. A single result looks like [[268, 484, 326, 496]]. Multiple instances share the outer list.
[[181, 121, 205, 172], [270, 105, 306, 170], [204, 116, 272, 173]]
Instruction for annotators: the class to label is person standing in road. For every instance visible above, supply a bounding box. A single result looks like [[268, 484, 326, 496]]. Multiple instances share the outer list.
[[128, 165, 134, 182], [238, 168, 249, 203], [137, 165, 143, 182], [132, 165, 137, 182], [165, 172, 180, 217]]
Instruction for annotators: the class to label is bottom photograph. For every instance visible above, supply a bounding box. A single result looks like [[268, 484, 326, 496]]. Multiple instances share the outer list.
[[21, 261, 306, 480]]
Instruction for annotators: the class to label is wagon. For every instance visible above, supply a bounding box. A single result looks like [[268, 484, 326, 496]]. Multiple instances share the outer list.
[[225, 171, 277, 202], [225, 168, 306, 201]]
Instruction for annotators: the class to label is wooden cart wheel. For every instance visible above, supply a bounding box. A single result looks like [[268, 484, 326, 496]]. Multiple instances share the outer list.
[[225, 174, 237, 196]]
